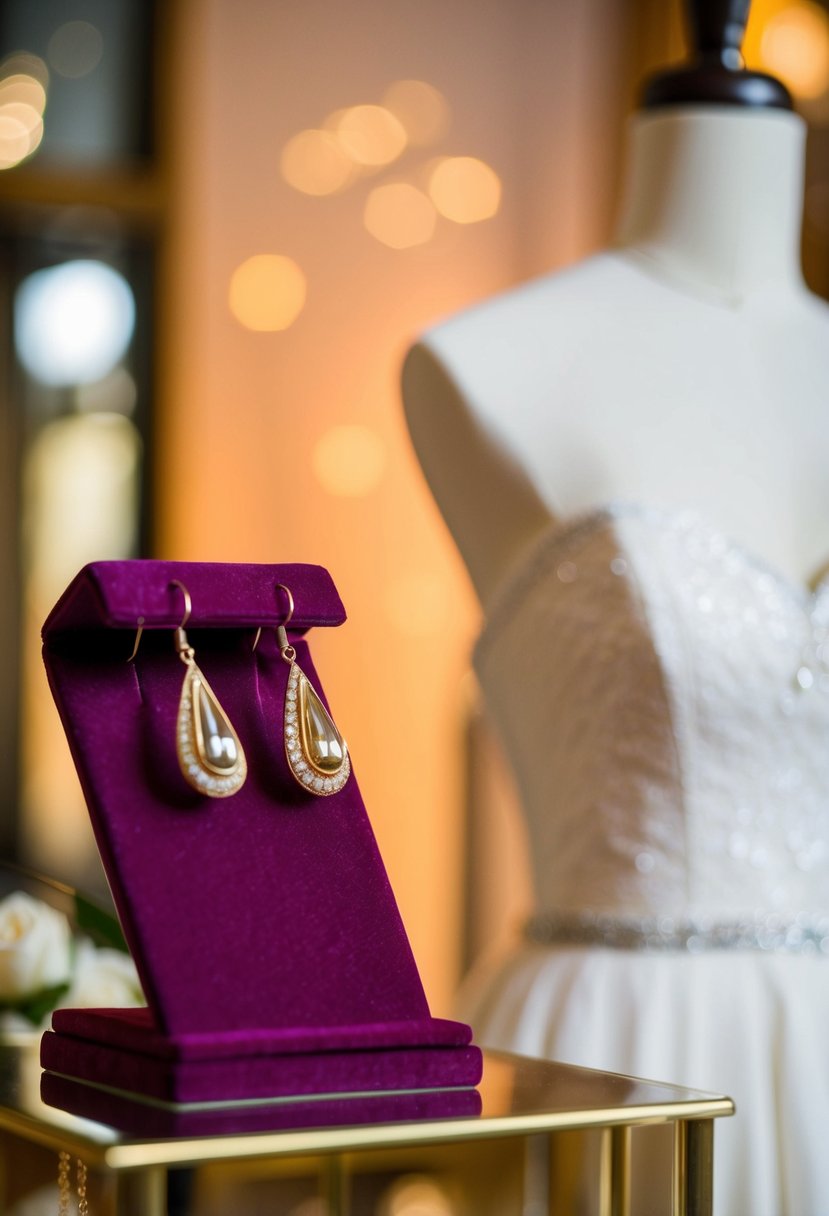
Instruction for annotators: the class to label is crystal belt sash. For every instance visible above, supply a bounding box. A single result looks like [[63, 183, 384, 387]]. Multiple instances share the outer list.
[[524, 910, 829, 954]]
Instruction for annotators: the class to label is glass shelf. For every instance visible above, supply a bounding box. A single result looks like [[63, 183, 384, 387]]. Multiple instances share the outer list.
[[0, 1043, 732, 1202]]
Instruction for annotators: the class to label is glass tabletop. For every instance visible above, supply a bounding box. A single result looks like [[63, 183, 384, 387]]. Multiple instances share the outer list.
[[0, 1044, 734, 1170]]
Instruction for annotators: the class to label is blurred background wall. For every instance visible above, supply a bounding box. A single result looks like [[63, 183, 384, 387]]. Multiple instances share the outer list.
[[0, 0, 828, 1017]]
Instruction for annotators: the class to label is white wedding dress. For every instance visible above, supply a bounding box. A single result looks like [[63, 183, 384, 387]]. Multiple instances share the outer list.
[[460, 503, 829, 1216]]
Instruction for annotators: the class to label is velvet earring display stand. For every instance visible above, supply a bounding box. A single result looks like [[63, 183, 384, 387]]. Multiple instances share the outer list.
[[39, 561, 481, 1109]]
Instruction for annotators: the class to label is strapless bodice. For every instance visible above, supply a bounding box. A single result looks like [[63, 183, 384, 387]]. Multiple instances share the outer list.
[[474, 505, 829, 938]]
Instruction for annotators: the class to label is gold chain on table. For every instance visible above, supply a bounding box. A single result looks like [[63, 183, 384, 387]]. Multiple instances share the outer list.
[[56, 1152, 91, 1216], [76, 1157, 89, 1216], [57, 1151, 71, 1216]]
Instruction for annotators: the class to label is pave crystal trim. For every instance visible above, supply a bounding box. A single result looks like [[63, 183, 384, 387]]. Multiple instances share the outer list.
[[524, 909, 829, 954], [285, 662, 350, 796], [176, 664, 247, 798]]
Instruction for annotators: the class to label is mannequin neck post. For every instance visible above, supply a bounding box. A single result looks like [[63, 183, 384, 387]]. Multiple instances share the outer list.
[[614, 107, 807, 300]]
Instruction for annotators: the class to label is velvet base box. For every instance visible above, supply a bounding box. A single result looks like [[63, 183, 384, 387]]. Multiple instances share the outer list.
[[40, 562, 481, 1106], [42, 1008, 483, 1104]]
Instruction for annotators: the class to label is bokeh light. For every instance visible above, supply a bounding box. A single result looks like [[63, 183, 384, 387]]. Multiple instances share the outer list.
[[0, 112, 37, 169], [1, 101, 42, 139], [25, 413, 141, 589], [364, 182, 437, 249], [383, 80, 449, 146], [336, 104, 407, 166], [47, 20, 104, 80], [756, 2, 829, 99], [428, 157, 502, 224], [0, 73, 47, 114], [379, 1174, 456, 1216], [0, 53, 49, 89], [312, 425, 387, 497], [0, 60, 47, 170], [281, 128, 353, 196], [15, 260, 136, 387], [384, 573, 450, 636], [286, 1201, 327, 1216], [228, 254, 307, 331]]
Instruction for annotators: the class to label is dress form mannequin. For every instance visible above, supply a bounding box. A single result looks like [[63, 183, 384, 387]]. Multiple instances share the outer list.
[[403, 5, 829, 1214], [403, 79, 829, 608]]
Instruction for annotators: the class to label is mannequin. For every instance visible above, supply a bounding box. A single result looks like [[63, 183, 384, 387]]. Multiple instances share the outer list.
[[403, 93, 829, 607], [403, 3, 829, 1213]]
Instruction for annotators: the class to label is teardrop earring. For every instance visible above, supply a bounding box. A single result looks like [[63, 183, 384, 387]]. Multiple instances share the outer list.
[[273, 584, 350, 796], [170, 580, 247, 798]]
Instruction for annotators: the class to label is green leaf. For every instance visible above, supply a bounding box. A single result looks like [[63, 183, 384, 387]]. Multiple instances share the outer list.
[[0, 982, 71, 1025], [74, 893, 129, 954]]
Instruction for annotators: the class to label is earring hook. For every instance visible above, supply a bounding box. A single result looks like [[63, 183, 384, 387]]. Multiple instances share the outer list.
[[169, 579, 192, 629], [276, 584, 296, 663], [275, 583, 295, 625], [252, 583, 296, 654], [127, 615, 145, 663], [169, 580, 194, 659]]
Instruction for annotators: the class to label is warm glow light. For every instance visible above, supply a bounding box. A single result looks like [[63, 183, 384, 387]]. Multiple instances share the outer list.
[[1, 101, 42, 135], [364, 182, 437, 249], [281, 128, 353, 195], [0, 74, 47, 114], [384, 573, 449, 636], [0, 63, 46, 169], [47, 20, 104, 79], [15, 261, 136, 386], [312, 425, 387, 497], [0, 100, 43, 166], [0, 100, 43, 153], [25, 413, 141, 589], [0, 53, 49, 89], [758, 2, 829, 98], [381, 1174, 456, 1216], [336, 105, 407, 166], [287, 1201, 327, 1216], [323, 107, 350, 133], [0, 113, 34, 169], [22, 411, 141, 876], [228, 254, 307, 331], [383, 80, 449, 147], [428, 157, 502, 223]]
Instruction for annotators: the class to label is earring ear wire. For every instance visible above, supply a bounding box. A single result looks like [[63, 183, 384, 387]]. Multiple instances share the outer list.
[[127, 616, 145, 663]]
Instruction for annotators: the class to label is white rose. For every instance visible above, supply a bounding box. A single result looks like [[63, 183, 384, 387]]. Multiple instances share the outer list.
[[65, 939, 144, 1008], [0, 892, 73, 1000]]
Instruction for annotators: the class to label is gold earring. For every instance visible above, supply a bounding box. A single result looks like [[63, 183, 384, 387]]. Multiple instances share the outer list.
[[275, 584, 350, 796], [171, 580, 247, 798]]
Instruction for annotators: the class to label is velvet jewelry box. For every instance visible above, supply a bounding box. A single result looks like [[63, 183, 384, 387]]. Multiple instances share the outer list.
[[39, 562, 481, 1110]]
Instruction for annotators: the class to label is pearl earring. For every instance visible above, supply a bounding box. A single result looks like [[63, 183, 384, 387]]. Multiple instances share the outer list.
[[170, 580, 247, 798], [272, 584, 350, 797]]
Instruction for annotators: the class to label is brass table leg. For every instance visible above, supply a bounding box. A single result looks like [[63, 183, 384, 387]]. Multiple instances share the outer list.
[[673, 1119, 714, 1216], [598, 1126, 631, 1216], [115, 1167, 168, 1216], [522, 1132, 551, 1214], [321, 1153, 349, 1216]]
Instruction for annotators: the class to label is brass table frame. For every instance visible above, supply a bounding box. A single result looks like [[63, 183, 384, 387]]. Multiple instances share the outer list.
[[0, 1044, 733, 1215]]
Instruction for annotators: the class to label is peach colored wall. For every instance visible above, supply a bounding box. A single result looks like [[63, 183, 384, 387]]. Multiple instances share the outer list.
[[159, 0, 629, 1015]]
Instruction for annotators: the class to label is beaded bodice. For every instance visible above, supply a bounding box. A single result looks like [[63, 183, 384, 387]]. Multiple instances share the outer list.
[[474, 506, 829, 942]]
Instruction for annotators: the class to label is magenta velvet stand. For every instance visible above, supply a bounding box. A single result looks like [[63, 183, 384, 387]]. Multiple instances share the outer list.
[[39, 561, 481, 1109]]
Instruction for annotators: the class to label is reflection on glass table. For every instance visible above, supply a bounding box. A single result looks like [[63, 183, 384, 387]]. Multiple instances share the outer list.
[[0, 1042, 733, 1216]]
